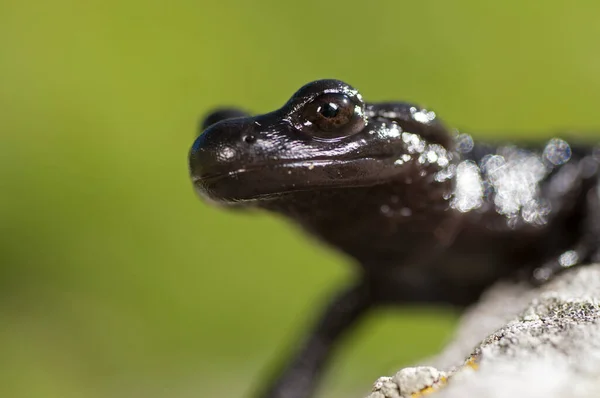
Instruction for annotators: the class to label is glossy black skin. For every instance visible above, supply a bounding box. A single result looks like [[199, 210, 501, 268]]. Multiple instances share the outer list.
[[189, 80, 600, 398]]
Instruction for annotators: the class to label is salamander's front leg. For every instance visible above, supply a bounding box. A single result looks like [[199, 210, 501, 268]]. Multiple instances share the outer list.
[[257, 281, 374, 398]]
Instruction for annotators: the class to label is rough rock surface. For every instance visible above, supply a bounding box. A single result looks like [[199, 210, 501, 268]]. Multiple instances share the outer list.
[[365, 264, 600, 398]]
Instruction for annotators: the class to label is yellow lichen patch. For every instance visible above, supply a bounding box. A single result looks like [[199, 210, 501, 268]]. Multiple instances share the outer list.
[[410, 386, 436, 397], [409, 376, 448, 397], [464, 355, 480, 371]]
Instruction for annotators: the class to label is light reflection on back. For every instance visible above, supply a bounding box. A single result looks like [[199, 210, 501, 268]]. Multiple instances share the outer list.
[[450, 134, 597, 228]]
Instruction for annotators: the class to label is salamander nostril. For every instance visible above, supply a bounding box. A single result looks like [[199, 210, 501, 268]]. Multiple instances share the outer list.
[[243, 134, 257, 144]]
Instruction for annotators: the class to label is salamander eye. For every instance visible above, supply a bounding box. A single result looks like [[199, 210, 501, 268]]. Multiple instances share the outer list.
[[297, 93, 366, 139]]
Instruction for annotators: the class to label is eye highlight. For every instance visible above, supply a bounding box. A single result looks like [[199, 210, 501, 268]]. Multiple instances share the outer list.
[[296, 93, 366, 139], [317, 101, 341, 119]]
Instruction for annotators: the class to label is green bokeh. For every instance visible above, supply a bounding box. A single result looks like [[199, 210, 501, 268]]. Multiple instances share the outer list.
[[2, 1, 600, 397]]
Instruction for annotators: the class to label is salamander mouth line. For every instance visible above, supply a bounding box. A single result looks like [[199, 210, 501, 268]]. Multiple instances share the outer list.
[[193, 154, 397, 183]]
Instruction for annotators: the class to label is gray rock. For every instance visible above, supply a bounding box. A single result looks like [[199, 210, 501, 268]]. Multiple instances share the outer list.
[[366, 264, 600, 398]]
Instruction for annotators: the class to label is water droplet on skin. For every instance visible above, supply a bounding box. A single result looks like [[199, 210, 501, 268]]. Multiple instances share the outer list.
[[543, 138, 572, 166], [481, 154, 506, 174], [380, 204, 391, 216], [402, 133, 426, 154], [410, 107, 436, 123], [481, 147, 550, 224], [218, 147, 236, 160], [522, 199, 551, 226], [435, 164, 456, 182], [399, 208, 412, 217], [456, 134, 475, 153], [427, 151, 438, 163], [558, 250, 579, 268], [451, 161, 483, 212], [386, 123, 401, 138], [533, 267, 552, 282]]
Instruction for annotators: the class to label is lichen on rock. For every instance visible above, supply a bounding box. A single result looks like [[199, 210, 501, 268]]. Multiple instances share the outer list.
[[365, 264, 600, 398]]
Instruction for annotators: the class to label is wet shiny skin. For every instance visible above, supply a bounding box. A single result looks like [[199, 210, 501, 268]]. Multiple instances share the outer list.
[[189, 80, 600, 398]]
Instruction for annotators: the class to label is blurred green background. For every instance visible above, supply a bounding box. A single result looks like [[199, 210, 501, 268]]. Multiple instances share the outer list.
[[2, 1, 600, 397]]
